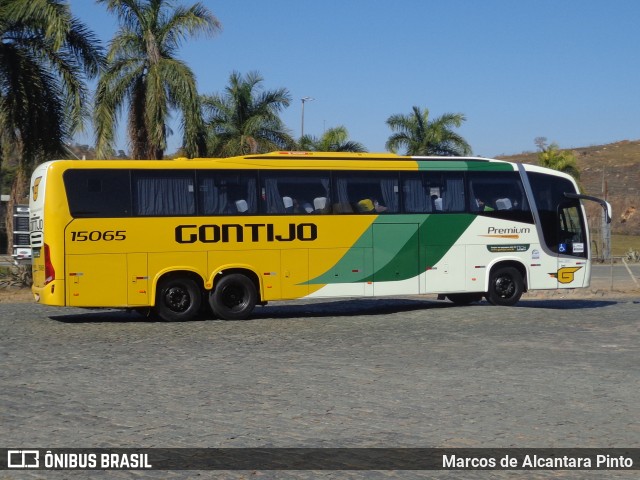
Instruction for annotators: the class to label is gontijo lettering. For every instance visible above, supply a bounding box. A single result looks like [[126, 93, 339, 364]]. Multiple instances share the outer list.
[[175, 223, 318, 243]]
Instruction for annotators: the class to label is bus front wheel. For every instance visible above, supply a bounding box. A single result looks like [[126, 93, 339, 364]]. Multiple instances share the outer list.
[[486, 266, 524, 306], [154, 276, 202, 322], [209, 274, 257, 320]]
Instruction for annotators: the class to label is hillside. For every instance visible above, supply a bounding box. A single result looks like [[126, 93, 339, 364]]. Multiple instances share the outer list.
[[497, 140, 640, 236]]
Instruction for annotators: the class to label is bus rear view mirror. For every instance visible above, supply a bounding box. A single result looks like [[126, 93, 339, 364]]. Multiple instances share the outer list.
[[564, 192, 612, 224]]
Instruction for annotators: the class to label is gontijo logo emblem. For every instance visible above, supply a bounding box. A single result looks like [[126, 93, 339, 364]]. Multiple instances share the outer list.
[[549, 266, 582, 284], [32, 176, 42, 201]]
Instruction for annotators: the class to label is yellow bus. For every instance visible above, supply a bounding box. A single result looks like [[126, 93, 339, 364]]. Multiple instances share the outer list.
[[29, 151, 610, 321]]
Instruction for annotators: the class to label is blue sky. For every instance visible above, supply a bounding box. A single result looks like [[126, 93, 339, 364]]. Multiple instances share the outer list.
[[71, 0, 640, 157]]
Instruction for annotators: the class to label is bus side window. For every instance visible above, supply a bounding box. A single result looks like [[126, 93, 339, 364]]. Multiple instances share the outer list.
[[132, 170, 196, 216], [64, 169, 132, 217], [198, 172, 257, 215], [467, 171, 531, 220], [334, 172, 398, 214], [261, 172, 331, 215]]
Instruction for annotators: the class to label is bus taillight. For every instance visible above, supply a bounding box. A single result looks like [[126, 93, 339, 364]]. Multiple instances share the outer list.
[[44, 243, 55, 285]]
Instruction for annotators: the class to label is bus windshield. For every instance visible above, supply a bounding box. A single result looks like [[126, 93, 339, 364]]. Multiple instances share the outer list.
[[527, 172, 587, 258]]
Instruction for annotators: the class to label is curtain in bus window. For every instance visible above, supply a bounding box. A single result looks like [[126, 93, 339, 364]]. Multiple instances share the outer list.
[[403, 177, 431, 213], [265, 178, 285, 214], [334, 177, 353, 213], [380, 178, 399, 212], [244, 177, 257, 213], [336, 177, 349, 204], [199, 177, 228, 214], [134, 174, 195, 216], [443, 175, 465, 212], [320, 178, 331, 210]]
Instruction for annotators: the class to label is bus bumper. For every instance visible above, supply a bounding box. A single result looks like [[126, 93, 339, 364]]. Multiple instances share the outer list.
[[32, 279, 66, 306]]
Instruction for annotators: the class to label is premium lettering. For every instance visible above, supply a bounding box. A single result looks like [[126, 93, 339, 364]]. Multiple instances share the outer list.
[[487, 226, 531, 235]]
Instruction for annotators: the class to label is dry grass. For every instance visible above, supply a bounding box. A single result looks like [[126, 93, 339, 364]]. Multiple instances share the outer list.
[[612, 234, 640, 257], [0, 287, 32, 303]]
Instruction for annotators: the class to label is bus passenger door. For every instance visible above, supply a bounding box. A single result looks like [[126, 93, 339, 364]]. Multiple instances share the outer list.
[[127, 253, 149, 305], [556, 202, 589, 287], [373, 223, 420, 295]]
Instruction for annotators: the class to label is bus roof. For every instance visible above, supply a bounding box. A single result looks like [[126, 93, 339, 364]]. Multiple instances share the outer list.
[[43, 151, 517, 172]]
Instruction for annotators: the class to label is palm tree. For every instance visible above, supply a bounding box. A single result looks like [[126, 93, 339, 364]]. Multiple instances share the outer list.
[[94, 0, 221, 159], [202, 71, 296, 157], [385, 106, 472, 156], [298, 126, 366, 152], [537, 142, 580, 180], [1, 0, 103, 253], [0, 0, 103, 172]]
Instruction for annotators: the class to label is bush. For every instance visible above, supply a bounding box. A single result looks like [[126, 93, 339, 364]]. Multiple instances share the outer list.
[[0, 264, 32, 288]]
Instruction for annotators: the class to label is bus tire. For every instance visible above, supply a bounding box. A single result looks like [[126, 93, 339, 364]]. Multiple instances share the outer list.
[[209, 274, 257, 320], [486, 266, 523, 306], [447, 293, 483, 305], [154, 276, 202, 322]]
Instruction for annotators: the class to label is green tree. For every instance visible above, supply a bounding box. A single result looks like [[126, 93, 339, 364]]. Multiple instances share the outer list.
[[385, 106, 472, 156], [1, 0, 103, 253], [202, 71, 296, 157], [94, 0, 220, 159], [0, 0, 103, 174], [536, 141, 580, 180], [298, 125, 366, 152]]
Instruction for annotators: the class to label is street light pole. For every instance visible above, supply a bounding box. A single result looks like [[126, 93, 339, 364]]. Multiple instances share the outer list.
[[300, 96, 314, 138]]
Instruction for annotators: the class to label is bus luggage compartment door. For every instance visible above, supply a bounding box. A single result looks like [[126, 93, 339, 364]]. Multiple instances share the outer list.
[[67, 253, 127, 307], [127, 253, 149, 305]]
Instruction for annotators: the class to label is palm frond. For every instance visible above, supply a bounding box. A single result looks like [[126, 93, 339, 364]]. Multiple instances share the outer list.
[[95, 0, 218, 159], [385, 106, 471, 156]]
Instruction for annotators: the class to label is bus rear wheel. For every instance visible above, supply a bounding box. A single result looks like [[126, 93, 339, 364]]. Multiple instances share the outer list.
[[154, 276, 202, 322], [209, 273, 257, 320], [486, 266, 524, 306]]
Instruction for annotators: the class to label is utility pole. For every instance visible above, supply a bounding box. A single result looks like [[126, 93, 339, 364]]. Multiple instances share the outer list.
[[602, 166, 611, 261], [300, 97, 314, 138]]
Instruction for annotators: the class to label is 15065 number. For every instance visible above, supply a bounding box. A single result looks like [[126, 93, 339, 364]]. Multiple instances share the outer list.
[[70, 230, 127, 241]]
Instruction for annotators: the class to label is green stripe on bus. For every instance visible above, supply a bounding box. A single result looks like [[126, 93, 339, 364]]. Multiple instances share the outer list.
[[416, 161, 515, 171], [306, 214, 476, 285]]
